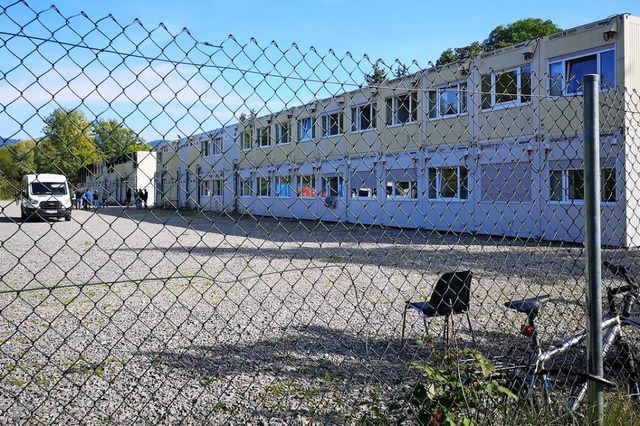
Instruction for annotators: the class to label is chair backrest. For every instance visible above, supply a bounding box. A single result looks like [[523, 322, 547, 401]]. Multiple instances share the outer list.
[[428, 270, 472, 315]]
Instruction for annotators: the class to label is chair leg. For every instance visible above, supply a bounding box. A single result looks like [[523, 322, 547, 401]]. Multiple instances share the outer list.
[[422, 316, 428, 337], [466, 311, 477, 347], [443, 314, 453, 349], [401, 303, 408, 347]]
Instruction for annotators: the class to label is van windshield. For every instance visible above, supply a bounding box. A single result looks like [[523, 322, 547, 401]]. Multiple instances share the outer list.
[[31, 182, 67, 196]]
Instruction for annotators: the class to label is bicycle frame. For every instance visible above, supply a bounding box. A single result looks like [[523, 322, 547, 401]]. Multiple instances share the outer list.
[[514, 313, 622, 409], [504, 261, 640, 413]]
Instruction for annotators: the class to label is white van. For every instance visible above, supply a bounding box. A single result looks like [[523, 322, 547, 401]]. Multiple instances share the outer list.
[[18, 173, 72, 221]]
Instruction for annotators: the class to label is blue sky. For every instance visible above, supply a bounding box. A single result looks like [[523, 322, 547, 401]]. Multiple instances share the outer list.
[[2, 0, 640, 141]]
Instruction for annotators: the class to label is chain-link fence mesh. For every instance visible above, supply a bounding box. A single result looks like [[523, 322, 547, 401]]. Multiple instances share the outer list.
[[1, 2, 640, 425]]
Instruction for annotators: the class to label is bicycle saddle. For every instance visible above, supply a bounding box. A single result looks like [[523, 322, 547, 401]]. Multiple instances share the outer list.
[[505, 295, 554, 315]]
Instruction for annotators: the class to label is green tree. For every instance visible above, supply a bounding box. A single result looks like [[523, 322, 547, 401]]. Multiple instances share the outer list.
[[436, 42, 485, 67], [484, 18, 561, 51], [37, 108, 99, 181], [394, 62, 411, 79], [92, 118, 149, 159], [435, 18, 560, 66], [0, 139, 36, 197], [365, 63, 388, 86]]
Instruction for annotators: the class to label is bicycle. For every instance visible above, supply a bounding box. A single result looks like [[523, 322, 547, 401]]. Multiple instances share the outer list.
[[494, 261, 640, 417]]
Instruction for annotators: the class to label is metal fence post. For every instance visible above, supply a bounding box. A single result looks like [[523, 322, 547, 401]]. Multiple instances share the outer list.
[[583, 73, 603, 425]]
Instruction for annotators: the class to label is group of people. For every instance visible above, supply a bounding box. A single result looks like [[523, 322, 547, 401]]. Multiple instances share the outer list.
[[125, 188, 149, 209], [74, 188, 105, 210], [73, 187, 149, 210]]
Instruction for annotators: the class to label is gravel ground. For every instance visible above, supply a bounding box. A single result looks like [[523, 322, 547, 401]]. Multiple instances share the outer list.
[[0, 200, 638, 425]]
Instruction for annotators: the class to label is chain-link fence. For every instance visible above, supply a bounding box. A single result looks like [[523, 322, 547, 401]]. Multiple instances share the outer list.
[[2, 2, 640, 425]]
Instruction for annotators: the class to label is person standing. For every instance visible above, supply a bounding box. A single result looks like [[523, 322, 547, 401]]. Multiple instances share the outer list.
[[84, 189, 92, 210], [136, 189, 143, 209], [93, 191, 99, 208], [126, 188, 132, 209], [75, 188, 83, 210], [142, 189, 149, 209]]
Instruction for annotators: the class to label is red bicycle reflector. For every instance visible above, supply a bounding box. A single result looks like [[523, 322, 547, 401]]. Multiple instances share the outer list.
[[521, 324, 534, 337]]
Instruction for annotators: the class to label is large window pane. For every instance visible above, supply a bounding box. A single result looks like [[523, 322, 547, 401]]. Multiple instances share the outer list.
[[459, 167, 469, 199], [495, 70, 517, 103], [322, 112, 343, 136], [275, 176, 292, 197], [550, 170, 562, 201], [549, 62, 563, 96], [428, 91, 438, 118], [441, 168, 458, 198], [428, 168, 437, 199], [297, 174, 316, 197], [241, 179, 252, 196], [602, 168, 616, 202], [460, 82, 468, 113], [322, 176, 343, 197], [439, 89, 459, 116], [242, 132, 252, 150], [258, 177, 271, 197], [481, 75, 492, 109], [259, 128, 271, 147], [568, 169, 584, 200], [567, 54, 597, 94], [601, 50, 616, 90], [298, 118, 313, 141], [521, 65, 532, 102]]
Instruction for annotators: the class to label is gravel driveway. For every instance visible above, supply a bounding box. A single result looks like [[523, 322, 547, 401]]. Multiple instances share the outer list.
[[0, 200, 635, 424]]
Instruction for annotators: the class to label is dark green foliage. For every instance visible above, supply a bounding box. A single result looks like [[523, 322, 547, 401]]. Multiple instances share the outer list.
[[436, 18, 561, 66]]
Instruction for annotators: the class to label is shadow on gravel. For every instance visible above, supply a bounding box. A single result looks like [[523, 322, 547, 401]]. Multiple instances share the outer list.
[[93, 207, 595, 284], [139, 323, 519, 385], [137, 323, 525, 422]]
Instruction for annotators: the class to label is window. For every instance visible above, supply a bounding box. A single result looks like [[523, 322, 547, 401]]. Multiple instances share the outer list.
[[321, 175, 344, 198], [320, 111, 344, 137], [386, 181, 418, 199], [242, 131, 253, 151], [202, 136, 222, 156], [351, 103, 377, 132], [258, 127, 271, 148], [296, 174, 316, 197], [212, 179, 222, 197], [199, 180, 211, 197], [257, 176, 271, 197], [550, 169, 583, 201], [386, 93, 418, 125], [275, 175, 292, 197], [31, 182, 67, 196], [275, 122, 290, 145], [350, 170, 377, 198], [212, 137, 223, 155], [549, 49, 615, 96], [428, 167, 469, 199], [550, 168, 615, 202], [602, 168, 616, 202], [201, 140, 211, 157], [428, 82, 467, 118], [297, 117, 315, 141], [481, 65, 531, 109], [240, 178, 253, 197], [386, 169, 418, 199]]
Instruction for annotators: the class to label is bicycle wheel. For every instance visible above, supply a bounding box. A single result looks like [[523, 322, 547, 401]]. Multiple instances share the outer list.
[[489, 361, 554, 421], [606, 323, 640, 401]]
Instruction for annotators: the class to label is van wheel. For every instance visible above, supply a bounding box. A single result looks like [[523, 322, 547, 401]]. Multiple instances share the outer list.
[[65, 214, 71, 222], [21, 209, 26, 221]]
